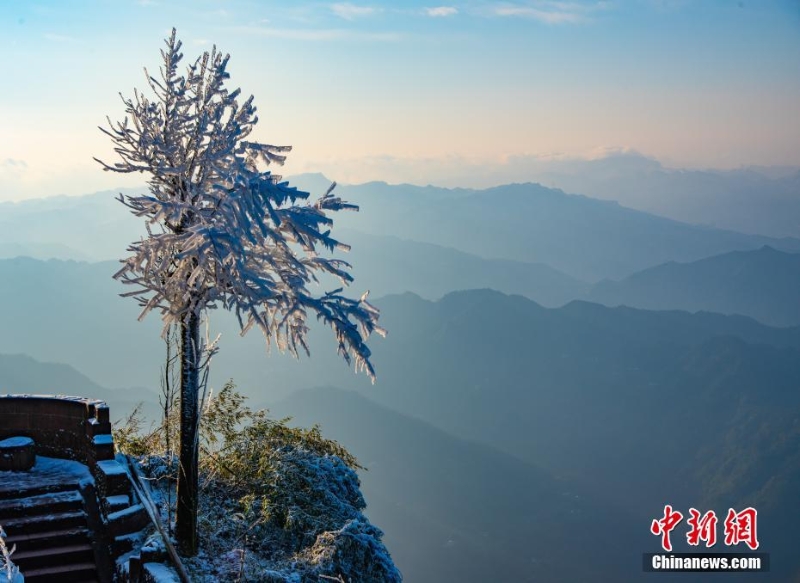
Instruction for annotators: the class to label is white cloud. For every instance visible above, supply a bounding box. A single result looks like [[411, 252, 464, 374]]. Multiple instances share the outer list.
[[231, 26, 401, 42], [489, 1, 610, 24], [495, 6, 581, 22], [1, 158, 27, 172], [289, 148, 656, 189], [425, 6, 458, 17], [43, 33, 79, 43], [331, 3, 378, 20], [0, 159, 29, 195]]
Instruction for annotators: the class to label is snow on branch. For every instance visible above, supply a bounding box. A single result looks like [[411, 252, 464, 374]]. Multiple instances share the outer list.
[[0, 525, 21, 583], [96, 28, 384, 380]]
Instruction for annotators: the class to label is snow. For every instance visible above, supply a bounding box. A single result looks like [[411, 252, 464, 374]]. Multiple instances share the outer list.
[[106, 494, 130, 507], [143, 562, 180, 582], [1, 523, 23, 583], [107, 503, 145, 522], [140, 444, 403, 582], [96, 29, 384, 381], [0, 394, 105, 407], [0, 456, 94, 494], [92, 434, 114, 446], [0, 489, 82, 510], [97, 459, 127, 476], [0, 437, 33, 449]]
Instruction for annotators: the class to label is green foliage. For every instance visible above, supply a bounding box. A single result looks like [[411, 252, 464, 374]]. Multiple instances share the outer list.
[[197, 383, 367, 552], [112, 403, 161, 457], [112, 382, 398, 578], [114, 380, 360, 470]]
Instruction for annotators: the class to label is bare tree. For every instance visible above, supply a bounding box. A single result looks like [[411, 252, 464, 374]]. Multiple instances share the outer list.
[[95, 29, 384, 556]]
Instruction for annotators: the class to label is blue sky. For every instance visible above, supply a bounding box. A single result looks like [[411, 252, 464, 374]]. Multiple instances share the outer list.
[[1, 0, 799, 199]]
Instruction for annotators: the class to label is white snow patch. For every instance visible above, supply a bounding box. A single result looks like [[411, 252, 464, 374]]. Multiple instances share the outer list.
[[97, 459, 127, 476], [0, 456, 94, 492], [143, 562, 180, 582], [107, 503, 145, 522], [93, 434, 114, 446], [0, 437, 34, 448]]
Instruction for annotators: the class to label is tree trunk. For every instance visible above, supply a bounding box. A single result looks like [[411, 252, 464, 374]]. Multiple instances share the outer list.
[[176, 310, 200, 556]]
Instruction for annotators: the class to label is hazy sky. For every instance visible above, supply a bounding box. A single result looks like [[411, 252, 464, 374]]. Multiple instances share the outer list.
[[1, 0, 799, 200]]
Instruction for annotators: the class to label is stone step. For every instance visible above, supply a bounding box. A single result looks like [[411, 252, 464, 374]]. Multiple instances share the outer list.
[[14, 542, 95, 570], [0, 489, 84, 519], [1, 509, 88, 534], [0, 480, 76, 501], [4, 527, 91, 551], [107, 503, 150, 538], [20, 561, 99, 583]]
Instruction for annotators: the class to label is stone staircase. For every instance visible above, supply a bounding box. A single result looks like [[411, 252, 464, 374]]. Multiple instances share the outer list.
[[0, 484, 100, 583]]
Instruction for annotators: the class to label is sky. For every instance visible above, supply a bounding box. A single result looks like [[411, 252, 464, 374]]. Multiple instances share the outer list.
[[1, 0, 799, 200]]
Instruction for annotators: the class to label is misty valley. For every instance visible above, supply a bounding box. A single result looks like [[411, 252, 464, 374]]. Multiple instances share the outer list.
[[1, 173, 798, 582]]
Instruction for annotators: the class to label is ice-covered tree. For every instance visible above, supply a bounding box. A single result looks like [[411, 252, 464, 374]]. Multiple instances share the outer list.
[[0, 526, 22, 583], [95, 29, 384, 556]]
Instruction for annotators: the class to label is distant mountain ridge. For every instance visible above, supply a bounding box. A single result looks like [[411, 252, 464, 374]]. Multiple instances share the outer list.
[[3, 180, 800, 282], [339, 229, 588, 306], [589, 245, 800, 326], [3, 256, 800, 402], [303, 179, 800, 281], [0, 353, 159, 421], [518, 152, 800, 238]]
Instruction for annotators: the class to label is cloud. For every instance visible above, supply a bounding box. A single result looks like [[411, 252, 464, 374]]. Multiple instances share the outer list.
[[425, 6, 458, 17], [0, 159, 28, 185], [43, 33, 79, 43], [1, 158, 27, 171], [231, 26, 401, 42], [488, 1, 610, 24], [331, 3, 378, 20], [289, 148, 658, 189], [494, 6, 581, 22]]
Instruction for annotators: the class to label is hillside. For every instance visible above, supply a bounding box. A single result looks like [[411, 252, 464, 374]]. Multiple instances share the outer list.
[[310, 290, 800, 580], [589, 246, 800, 327], [3, 268, 798, 579], [340, 229, 587, 306], [269, 388, 645, 583], [0, 353, 159, 422]]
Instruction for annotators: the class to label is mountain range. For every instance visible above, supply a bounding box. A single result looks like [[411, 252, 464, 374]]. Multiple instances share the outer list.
[[589, 245, 800, 327], [303, 290, 800, 581], [3, 176, 799, 581], [3, 178, 800, 283], [495, 151, 800, 239]]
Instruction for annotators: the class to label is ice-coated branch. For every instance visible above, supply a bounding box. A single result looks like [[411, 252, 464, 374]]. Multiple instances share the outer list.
[[0, 525, 21, 583], [96, 28, 383, 380]]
